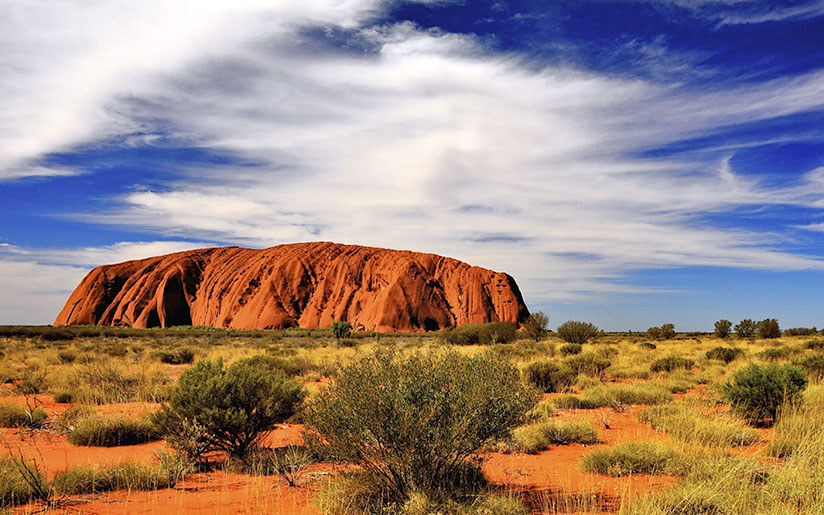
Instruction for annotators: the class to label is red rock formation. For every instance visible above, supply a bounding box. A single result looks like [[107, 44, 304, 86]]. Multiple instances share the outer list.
[[55, 242, 529, 332]]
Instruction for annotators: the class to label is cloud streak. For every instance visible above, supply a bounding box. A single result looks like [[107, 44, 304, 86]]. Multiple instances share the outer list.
[[1, 1, 824, 322]]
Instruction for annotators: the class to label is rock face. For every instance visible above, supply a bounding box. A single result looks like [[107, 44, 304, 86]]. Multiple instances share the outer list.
[[55, 242, 529, 332]]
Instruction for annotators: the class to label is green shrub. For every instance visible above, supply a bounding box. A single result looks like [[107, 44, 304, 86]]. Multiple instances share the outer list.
[[564, 353, 611, 376], [757, 318, 781, 339], [152, 347, 195, 364], [53, 391, 73, 403], [714, 319, 732, 338], [523, 361, 574, 393], [440, 322, 518, 346], [639, 342, 657, 350], [647, 326, 661, 339], [579, 441, 684, 476], [735, 319, 756, 338], [559, 343, 583, 356], [0, 403, 47, 428], [650, 356, 695, 373], [556, 321, 599, 344], [723, 363, 807, 423], [784, 327, 817, 336], [153, 357, 305, 460], [793, 354, 824, 379], [524, 400, 557, 421], [705, 347, 744, 364], [331, 320, 352, 345], [660, 323, 676, 340], [512, 420, 598, 453], [551, 383, 671, 410], [68, 415, 159, 447], [244, 354, 312, 377], [522, 312, 549, 342], [303, 349, 537, 503], [758, 347, 794, 361]]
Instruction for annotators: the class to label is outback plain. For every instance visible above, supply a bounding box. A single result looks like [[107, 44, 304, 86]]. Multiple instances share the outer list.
[[2, 320, 822, 515]]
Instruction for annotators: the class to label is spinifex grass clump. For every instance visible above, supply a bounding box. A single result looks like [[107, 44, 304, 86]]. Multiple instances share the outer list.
[[551, 382, 672, 410], [650, 356, 695, 373], [523, 361, 575, 392], [153, 357, 305, 460], [705, 346, 744, 364], [304, 349, 537, 507], [580, 441, 686, 476], [68, 414, 159, 447], [512, 419, 599, 453], [0, 403, 47, 428], [638, 403, 760, 447]]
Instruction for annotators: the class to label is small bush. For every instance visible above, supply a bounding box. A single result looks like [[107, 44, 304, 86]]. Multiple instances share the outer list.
[[757, 318, 781, 339], [153, 357, 305, 460], [524, 400, 557, 421], [523, 361, 575, 393], [660, 323, 676, 340], [152, 347, 195, 364], [784, 327, 817, 336], [650, 356, 695, 373], [234, 445, 315, 486], [805, 338, 824, 350], [735, 319, 756, 338], [0, 456, 43, 507], [758, 347, 794, 361], [304, 349, 537, 503], [559, 343, 583, 356], [522, 311, 549, 342], [564, 353, 611, 376], [245, 354, 313, 377], [639, 342, 657, 350], [705, 347, 744, 364], [440, 322, 518, 346], [68, 415, 159, 447], [580, 441, 684, 476], [52, 391, 73, 403], [512, 420, 598, 453], [793, 354, 824, 379], [0, 403, 47, 429], [714, 319, 732, 339], [57, 350, 77, 363], [556, 321, 600, 345], [723, 363, 807, 423]]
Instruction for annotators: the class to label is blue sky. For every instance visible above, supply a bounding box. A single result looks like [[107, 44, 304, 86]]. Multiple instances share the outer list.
[[1, 0, 823, 330]]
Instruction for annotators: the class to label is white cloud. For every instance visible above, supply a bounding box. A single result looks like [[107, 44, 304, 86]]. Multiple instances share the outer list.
[[2, 1, 824, 322]]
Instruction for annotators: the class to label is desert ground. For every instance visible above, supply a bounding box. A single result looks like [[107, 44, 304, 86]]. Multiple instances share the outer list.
[[1, 324, 822, 514]]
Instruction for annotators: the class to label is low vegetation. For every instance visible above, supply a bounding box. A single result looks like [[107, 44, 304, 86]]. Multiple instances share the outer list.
[[556, 321, 600, 344], [580, 441, 686, 476], [638, 403, 760, 447], [723, 363, 807, 423], [67, 414, 159, 447], [0, 403, 47, 429], [511, 419, 599, 453]]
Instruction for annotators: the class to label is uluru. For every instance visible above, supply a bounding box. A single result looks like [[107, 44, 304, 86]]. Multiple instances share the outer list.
[[54, 242, 529, 332]]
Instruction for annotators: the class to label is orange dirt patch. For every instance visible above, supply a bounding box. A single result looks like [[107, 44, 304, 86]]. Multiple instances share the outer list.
[[483, 405, 677, 514]]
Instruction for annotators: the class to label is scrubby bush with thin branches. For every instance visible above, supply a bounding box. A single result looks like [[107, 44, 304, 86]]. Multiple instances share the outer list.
[[556, 321, 599, 345], [523, 361, 574, 393], [723, 363, 807, 424], [303, 349, 537, 504], [153, 357, 305, 460]]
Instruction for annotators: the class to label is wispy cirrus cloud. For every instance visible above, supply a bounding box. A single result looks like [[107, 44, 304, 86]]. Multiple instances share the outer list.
[[1, 0, 824, 324]]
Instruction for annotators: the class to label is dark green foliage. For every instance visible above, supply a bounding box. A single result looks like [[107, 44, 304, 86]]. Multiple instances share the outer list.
[[53, 391, 73, 403], [758, 347, 794, 361], [650, 356, 695, 373], [793, 354, 824, 379], [714, 319, 732, 339], [723, 363, 807, 423], [647, 326, 661, 339], [705, 347, 744, 364], [331, 320, 352, 345], [303, 349, 537, 503], [153, 358, 305, 460], [439, 322, 518, 346], [559, 343, 583, 356], [735, 319, 756, 338], [784, 327, 817, 336], [660, 323, 676, 340], [68, 415, 159, 447], [556, 321, 600, 344], [757, 319, 781, 339], [564, 352, 611, 376], [523, 361, 575, 393], [152, 347, 195, 364], [0, 404, 47, 429], [522, 311, 549, 342]]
